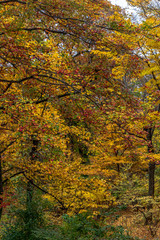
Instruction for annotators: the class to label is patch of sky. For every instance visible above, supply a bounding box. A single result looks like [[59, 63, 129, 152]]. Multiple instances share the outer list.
[[109, 0, 141, 23]]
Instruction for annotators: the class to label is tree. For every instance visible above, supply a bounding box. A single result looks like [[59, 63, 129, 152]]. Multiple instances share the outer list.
[[0, 0, 154, 218], [126, 0, 160, 197]]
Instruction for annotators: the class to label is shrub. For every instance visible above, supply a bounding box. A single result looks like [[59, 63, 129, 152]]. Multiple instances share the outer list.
[[33, 212, 142, 240], [2, 200, 44, 240]]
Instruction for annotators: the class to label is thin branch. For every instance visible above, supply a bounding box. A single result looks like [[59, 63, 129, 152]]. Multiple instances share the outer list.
[[23, 172, 67, 210], [36, 8, 89, 24], [21, 28, 68, 35], [34, 75, 71, 87], [0, 140, 16, 154], [0, 0, 26, 3], [34, 90, 81, 104], [2, 167, 14, 174], [0, 76, 35, 83], [3, 171, 24, 184], [152, 23, 160, 29], [3, 83, 12, 94], [0, 56, 18, 70], [57, 91, 81, 98]]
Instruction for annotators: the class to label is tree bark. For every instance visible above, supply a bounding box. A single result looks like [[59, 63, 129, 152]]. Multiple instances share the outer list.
[[145, 127, 155, 197], [0, 155, 3, 219], [148, 161, 155, 197], [26, 138, 39, 207], [117, 163, 120, 174]]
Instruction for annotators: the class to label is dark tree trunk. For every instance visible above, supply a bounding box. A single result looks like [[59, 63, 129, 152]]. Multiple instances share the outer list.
[[149, 162, 155, 197], [148, 104, 160, 197], [26, 180, 33, 206], [117, 163, 120, 174], [0, 155, 3, 219], [145, 127, 155, 197], [26, 138, 39, 207]]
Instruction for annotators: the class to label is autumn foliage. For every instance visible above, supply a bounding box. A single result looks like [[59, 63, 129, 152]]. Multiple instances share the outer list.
[[0, 0, 160, 238]]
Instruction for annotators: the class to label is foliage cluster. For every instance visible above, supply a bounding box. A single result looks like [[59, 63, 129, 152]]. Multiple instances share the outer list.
[[0, 0, 160, 238]]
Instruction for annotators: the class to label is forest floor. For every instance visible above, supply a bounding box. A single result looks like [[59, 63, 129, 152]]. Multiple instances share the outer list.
[[113, 208, 160, 240], [1, 204, 160, 240], [47, 205, 160, 240]]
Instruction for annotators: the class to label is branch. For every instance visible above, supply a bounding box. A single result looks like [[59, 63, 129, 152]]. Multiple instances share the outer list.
[[3, 83, 12, 94], [20, 27, 92, 44], [0, 74, 74, 91], [37, 8, 132, 34], [21, 28, 68, 35], [0, 56, 18, 70], [23, 173, 67, 210], [0, 140, 16, 154], [36, 8, 88, 24], [0, 75, 35, 83], [2, 167, 14, 174], [0, 0, 26, 4], [34, 90, 81, 103], [152, 23, 160, 29], [34, 74, 71, 87], [3, 171, 24, 184], [57, 91, 81, 98]]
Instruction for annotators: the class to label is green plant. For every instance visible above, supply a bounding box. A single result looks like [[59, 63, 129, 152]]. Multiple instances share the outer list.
[[33, 212, 143, 240], [2, 200, 45, 240]]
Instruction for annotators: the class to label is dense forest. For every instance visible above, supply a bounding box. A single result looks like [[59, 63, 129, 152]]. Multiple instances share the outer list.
[[0, 0, 160, 239]]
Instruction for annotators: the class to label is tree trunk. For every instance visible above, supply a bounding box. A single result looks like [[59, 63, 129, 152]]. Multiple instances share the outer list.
[[26, 180, 33, 206], [26, 138, 39, 207], [145, 127, 155, 197], [0, 155, 3, 219], [117, 163, 120, 174], [149, 162, 155, 197]]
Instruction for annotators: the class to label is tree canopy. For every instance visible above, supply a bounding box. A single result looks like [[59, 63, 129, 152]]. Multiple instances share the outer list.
[[0, 0, 160, 224]]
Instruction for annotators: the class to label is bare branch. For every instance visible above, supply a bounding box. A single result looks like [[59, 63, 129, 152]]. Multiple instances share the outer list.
[[0, 141, 16, 154], [0, 76, 35, 83], [3, 171, 24, 184], [0, 0, 26, 4], [23, 173, 67, 210]]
